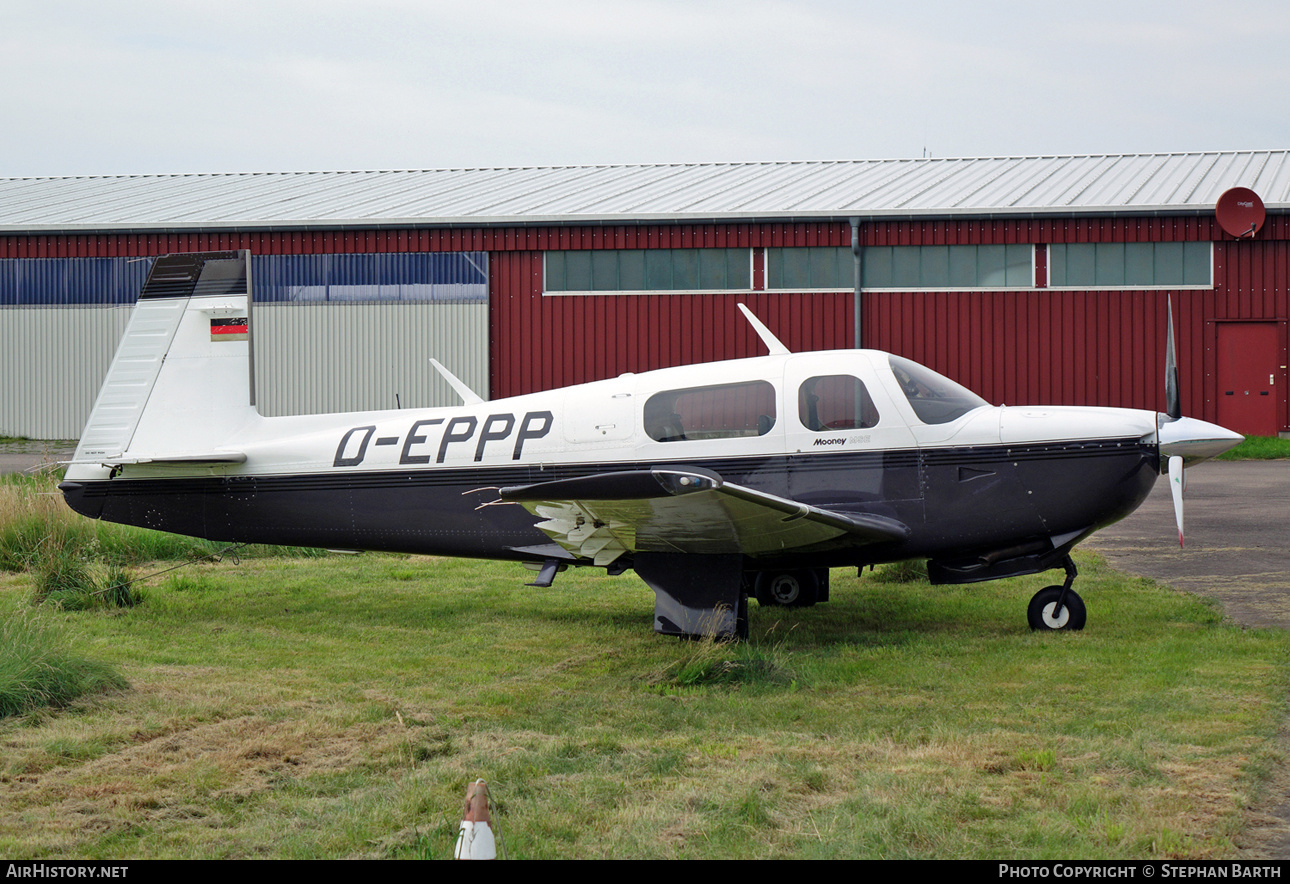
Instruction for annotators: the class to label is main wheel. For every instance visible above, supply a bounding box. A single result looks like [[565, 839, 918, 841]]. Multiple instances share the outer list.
[[754, 570, 819, 608], [1027, 585, 1086, 631]]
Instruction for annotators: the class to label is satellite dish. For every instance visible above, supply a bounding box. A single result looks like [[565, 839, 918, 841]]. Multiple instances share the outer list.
[[1215, 187, 1266, 238]]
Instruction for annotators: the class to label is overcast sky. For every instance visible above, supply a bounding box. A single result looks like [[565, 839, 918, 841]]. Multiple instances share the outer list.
[[3, 0, 1287, 176]]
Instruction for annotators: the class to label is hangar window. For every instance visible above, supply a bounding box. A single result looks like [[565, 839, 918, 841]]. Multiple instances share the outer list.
[[799, 375, 880, 431], [644, 380, 776, 442], [1048, 242, 1211, 288], [767, 245, 1033, 291], [545, 249, 751, 293], [767, 246, 853, 289], [863, 244, 1032, 290]]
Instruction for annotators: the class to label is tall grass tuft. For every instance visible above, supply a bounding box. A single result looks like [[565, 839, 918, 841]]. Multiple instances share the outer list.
[[2, 473, 325, 609], [0, 609, 127, 718], [30, 537, 98, 606], [100, 565, 140, 608], [656, 624, 799, 689], [0, 473, 77, 572], [1, 472, 218, 572], [28, 538, 141, 611], [868, 559, 930, 583]]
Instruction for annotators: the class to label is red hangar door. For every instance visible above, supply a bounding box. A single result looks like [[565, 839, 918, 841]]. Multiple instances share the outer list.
[[1216, 322, 1284, 438]]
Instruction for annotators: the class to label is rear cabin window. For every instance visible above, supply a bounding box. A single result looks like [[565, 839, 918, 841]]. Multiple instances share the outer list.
[[799, 375, 880, 431], [644, 381, 777, 442]]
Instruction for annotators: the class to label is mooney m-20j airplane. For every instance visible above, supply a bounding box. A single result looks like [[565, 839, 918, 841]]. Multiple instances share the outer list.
[[61, 251, 1243, 639]]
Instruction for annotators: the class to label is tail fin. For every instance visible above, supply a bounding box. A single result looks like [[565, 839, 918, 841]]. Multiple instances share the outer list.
[[72, 251, 257, 467]]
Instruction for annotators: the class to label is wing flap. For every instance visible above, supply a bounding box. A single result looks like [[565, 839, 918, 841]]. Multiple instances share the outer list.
[[500, 468, 908, 562]]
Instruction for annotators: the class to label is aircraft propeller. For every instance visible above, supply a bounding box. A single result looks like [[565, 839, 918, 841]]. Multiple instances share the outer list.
[[1168, 453, 1185, 547], [1164, 296, 1180, 422], [1156, 295, 1243, 547], [1165, 296, 1184, 546]]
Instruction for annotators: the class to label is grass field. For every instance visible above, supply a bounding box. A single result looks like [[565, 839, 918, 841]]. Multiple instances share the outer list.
[[1216, 436, 1290, 461], [2, 542, 1288, 859]]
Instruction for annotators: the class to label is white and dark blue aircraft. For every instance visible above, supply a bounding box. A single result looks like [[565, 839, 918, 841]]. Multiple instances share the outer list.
[[60, 251, 1243, 639]]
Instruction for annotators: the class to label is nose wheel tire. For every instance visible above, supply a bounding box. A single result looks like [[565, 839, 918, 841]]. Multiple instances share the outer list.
[[1027, 585, 1086, 631]]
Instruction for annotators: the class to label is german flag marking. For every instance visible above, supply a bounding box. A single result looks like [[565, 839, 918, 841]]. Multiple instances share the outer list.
[[210, 318, 249, 341]]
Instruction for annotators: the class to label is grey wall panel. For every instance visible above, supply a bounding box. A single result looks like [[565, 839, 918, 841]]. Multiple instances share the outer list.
[[2, 303, 489, 439], [0, 306, 132, 439], [251, 302, 490, 416]]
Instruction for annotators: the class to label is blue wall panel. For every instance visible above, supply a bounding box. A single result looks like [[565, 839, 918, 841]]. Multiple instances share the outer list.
[[0, 252, 488, 306], [0, 257, 153, 305]]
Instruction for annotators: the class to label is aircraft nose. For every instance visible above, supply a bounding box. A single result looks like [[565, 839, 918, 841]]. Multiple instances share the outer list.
[[1157, 415, 1244, 463]]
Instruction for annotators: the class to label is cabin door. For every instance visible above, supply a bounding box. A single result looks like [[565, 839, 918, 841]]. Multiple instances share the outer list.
[[781, 356, 921, 512]]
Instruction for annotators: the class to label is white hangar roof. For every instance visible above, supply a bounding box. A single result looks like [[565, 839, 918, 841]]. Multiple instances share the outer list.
[[1, 150, 1288, 232]]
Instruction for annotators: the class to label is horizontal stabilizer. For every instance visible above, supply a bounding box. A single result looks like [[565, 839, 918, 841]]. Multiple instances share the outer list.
[[501, 468, 908, 562], [95, 452, 248, 466]]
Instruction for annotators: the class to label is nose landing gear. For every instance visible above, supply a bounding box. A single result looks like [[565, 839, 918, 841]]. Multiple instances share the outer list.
[[1027, 556, 1085, 631]]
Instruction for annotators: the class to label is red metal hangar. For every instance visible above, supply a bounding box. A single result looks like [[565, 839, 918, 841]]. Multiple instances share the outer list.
[[1, 153, 1286, 440]]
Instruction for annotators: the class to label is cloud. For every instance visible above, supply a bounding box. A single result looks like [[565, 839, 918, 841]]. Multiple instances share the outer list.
[[1, 0, 1287, 174]]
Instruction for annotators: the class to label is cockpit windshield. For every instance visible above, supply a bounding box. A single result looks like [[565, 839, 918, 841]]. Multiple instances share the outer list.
[[887, 355, 989, 425]]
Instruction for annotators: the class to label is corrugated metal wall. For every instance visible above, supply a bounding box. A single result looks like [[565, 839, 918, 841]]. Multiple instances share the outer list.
[[1212, 236, 1289, 432], [0, 303, 488, 438], [0, 245, 492, 438], [486, 217, 1288, 430], [253, 302, 489, 416], [0, 307, 132, 438], [488, 223, 853, 399], [4, 212, 1287, 437], [858, 221, 1288, 426], [490, 250, 852, 395]]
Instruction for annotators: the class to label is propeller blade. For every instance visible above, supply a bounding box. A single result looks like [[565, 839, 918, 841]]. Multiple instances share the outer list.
[[1168, 455, 1185, 547], [1164, 295, 1181, 420]]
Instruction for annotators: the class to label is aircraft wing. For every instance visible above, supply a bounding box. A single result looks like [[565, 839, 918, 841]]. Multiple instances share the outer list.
[[498, 467, 909, 566]]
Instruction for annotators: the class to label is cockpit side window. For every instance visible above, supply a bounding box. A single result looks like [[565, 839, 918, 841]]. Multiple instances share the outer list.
[[644, 380, 776, 442], [798, 375, 880, 431], [887, 355, 988, 425]]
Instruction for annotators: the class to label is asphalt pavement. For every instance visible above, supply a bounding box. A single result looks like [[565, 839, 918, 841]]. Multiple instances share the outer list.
[[1087, 460, 1290, 630], [0, 441, 75, 476]]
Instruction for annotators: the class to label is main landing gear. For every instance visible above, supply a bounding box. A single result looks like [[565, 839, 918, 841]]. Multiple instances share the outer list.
[[752, 569, 825, 608], [1026, 556, 1086, 631]]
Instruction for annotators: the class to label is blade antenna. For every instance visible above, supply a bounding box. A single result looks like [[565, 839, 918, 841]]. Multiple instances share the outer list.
[[737, 303, 791, 355], [1164, 295, 1180, 420], [430, 358, 485, 405]]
